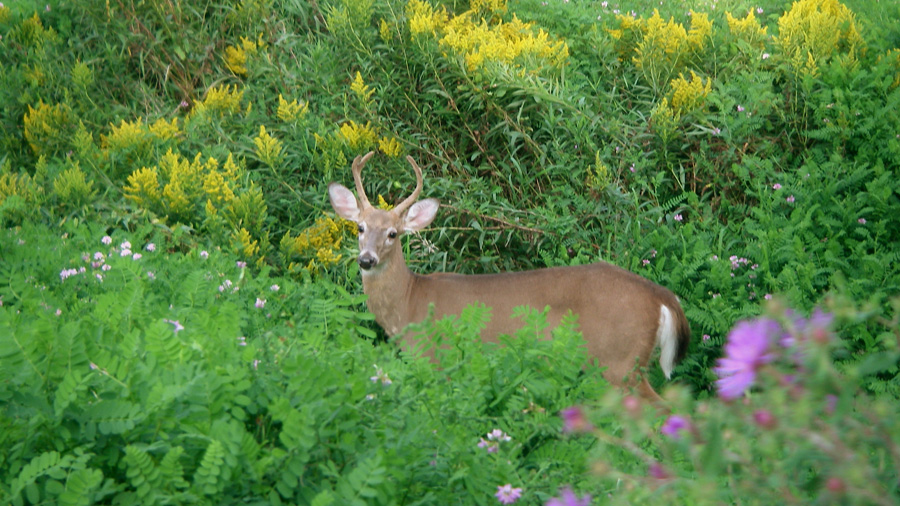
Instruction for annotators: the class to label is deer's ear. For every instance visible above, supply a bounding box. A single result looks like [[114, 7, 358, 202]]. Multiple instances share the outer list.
[[403, 198, 439, 232], [328, 183, 360, 222]]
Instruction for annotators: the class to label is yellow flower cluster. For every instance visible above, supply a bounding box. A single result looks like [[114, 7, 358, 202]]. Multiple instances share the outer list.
[[13, 13, 58, 49], [253, 125, 283, 167], [650, 98, 680, 144], [53, 162, 97, 207], [101, 118, 150, 153], [351, 71, 375, 106], [338, 120, 378, 150], [379, 19, 395, 42], [776, 0, 864, 77], [669, 71, 712, 114], [277, 94, 309, 122], [232, 227, 261, 260], [281, 215, 356, 272], [649, 70, 712, 142], [407, 0, 446, 38], [0, 169, 45, 219], [98, 116, 181, 166], [72, 61, 94, 89], [148, 117, 180, 141], [726, 10, 768, 47], [224, 35, 264, 76], [635, 11, 706, 73], [123, 149, 244, 223], [407, 0, 567, 74], [608, 10, 710, 88], [440, 12, 569, 72], [190, 84, 245, 119], [23, 101, 72, 156], [471, 0, 507, 15], [378, 136, 402, 157], [585, 151, 611, 192]]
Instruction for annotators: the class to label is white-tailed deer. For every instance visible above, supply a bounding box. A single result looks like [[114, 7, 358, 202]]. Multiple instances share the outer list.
[[328, 152, 690, 399]]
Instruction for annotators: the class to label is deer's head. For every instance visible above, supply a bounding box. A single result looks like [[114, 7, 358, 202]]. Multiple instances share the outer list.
[[328, 152, 439, 273]]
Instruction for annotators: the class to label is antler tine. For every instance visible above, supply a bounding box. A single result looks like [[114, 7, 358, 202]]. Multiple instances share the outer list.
[[395, 155, 425, 214], [351, 151, 375, 208]]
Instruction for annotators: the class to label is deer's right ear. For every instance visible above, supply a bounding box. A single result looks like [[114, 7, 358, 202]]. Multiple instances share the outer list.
[[328, 183, 360, 222]]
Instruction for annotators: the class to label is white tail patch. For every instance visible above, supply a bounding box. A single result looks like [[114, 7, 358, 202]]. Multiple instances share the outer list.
[[657, 305, 677, 379]]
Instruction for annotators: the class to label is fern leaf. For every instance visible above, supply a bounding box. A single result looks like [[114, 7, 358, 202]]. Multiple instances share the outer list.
[[193, 439, 226, 496], [58, 468, 103, 506], [145, 319, 184, 364], [53, 370, 85, 418], [10, 451, 63, 499], [124, 445, 161, 505], [85, 399, 140, 435]]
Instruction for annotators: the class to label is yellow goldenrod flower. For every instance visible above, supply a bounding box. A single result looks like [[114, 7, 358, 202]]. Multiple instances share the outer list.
[[53, 162, 96, 207], [669, 71, 712, 114], [726, 9, 768, 46], [351, 71, 375, 106], [650, 97, 680, 144], [379, 19, 394, 42], [378, 136, 402, 157], [253, 125, 283, 166], [776, 0, 864, 76], [192, 84, 244, 118], [23, 101, 72, 156], [149, 117, 180, 141], [233, 227, 260, 258], [124, 166, 162, 208], [338, 120, 378, 150], [277, 94, 309, 122], [687, 11, 712, 49]]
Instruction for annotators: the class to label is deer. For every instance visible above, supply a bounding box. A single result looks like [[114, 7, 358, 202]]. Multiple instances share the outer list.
[[327, 151, 691, 400]]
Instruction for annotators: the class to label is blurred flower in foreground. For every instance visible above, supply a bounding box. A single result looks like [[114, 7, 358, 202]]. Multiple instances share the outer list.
[[661, 415, 691, 439], [545, 486, 591, 506], [560, 406, 593, 433], [714, 318, 779, 399]]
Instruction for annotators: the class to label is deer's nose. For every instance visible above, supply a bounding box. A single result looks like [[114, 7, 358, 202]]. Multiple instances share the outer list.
[[358, 253, 378, 270]]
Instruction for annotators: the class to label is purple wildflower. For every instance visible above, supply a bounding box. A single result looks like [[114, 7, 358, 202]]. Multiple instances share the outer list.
[[370, 365, 392, 385], [164, 319, 184, 334], [546, 486, 592, 506], [478, 438, 499, 453], [560, 406, 592, 433], [660, 415, 690, 439], [649, 462, 670, 480], [714, 318, 780, 400], [753, 409, 776, 429], [495, 484, 523, 504]]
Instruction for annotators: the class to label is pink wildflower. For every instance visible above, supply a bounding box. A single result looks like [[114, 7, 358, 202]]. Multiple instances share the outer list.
[[495, 484, 523, 504]]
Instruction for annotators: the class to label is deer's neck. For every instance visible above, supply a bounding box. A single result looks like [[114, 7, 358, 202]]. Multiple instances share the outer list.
[[360, 246, 415, 336]]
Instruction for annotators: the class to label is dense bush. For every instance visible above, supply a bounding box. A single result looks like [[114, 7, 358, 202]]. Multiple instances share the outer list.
[[1, 0, 899, 503]]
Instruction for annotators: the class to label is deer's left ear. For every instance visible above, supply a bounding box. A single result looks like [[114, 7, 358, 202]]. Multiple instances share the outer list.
[[403, 198, 439, 232]]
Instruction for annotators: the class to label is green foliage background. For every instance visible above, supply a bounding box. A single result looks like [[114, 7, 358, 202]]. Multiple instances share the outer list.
[[1, 0, 899, 503]]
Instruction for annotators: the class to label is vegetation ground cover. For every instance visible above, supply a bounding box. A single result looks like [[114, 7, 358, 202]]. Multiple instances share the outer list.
[[1, 0, 899, 504]]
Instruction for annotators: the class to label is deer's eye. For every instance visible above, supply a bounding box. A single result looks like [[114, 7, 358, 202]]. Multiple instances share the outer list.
[[357, 224, 365, 235], [387, 230, 398, 240]]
